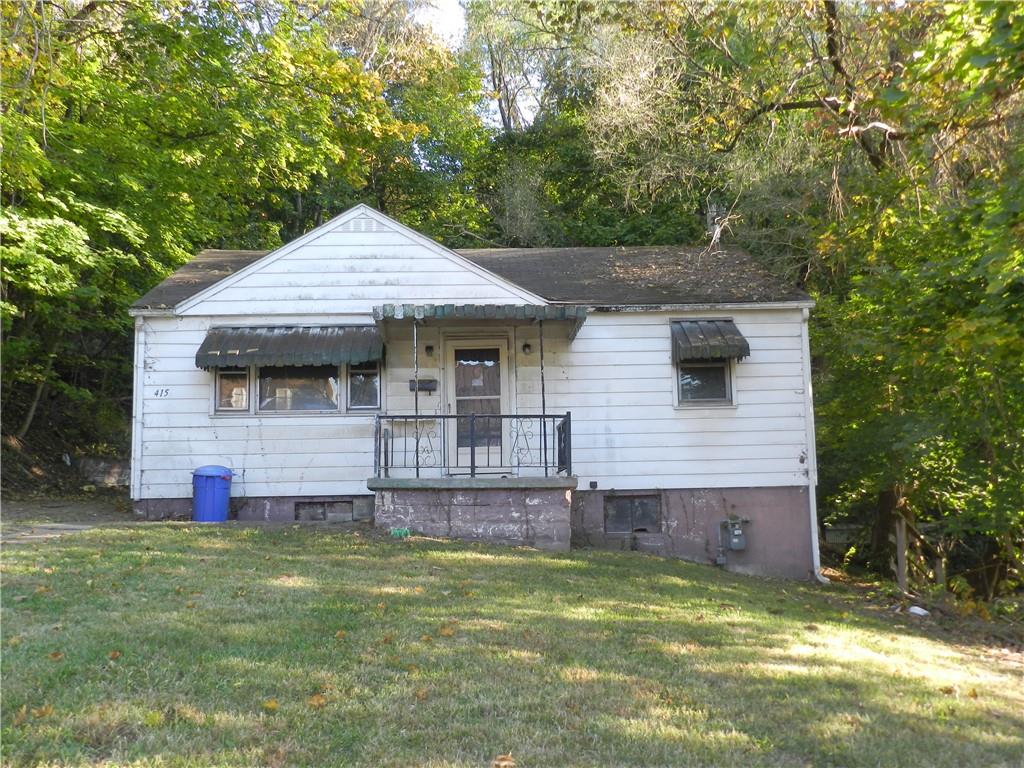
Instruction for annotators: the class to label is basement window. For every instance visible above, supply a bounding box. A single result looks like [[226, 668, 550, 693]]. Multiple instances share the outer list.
[[604, 495, 662, 534]]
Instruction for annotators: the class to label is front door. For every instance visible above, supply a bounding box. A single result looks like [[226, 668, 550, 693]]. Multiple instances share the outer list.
[[445, 340, 508, 472]]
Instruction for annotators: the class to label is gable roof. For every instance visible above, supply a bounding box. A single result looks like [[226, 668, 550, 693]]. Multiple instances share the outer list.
[[132, 242, 809, 312], [459, 246, 809, 305]]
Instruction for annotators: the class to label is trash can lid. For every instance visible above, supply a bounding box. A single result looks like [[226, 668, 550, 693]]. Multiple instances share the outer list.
[[193, 465, 234, 477]]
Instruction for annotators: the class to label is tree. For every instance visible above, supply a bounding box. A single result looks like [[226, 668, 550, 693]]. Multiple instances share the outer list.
[[1, 0, 398, 444]]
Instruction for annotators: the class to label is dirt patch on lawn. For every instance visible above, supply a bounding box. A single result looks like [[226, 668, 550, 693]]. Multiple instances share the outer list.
[[1, 492, 133, 529]]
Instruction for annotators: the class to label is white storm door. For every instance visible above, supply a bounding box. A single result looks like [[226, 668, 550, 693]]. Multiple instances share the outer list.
[[445, 340, 509, 472]]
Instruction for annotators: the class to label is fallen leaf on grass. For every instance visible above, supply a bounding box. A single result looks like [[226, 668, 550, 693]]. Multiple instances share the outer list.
[[34, 585, 51, 595], [8, 635, 23, 647], [334, 630, 347, 640], [492, 754, 516, 768], [307, 694, 327, 709], [262, 698, 280, 713], [31, 704, 53, 719], [376, 602, 386, 610], [13, 705, 28, 726], [414, 688, 429, 702], [438, 626, 456, 638], [413, 586, 425, 594], [420, 634, 433, 643], [185, 601, 197, 609], [48, 651, 64, 661], [967, 688, 979, 699], [940, 685, 957, 696], [108, 650, 122, 660], [379, 634, 393, 645], [406, 664, 419, 674]]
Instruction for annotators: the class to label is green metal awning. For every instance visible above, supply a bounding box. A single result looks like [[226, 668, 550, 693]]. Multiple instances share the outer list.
[[671, 319, 750, 360], [373, 303, 588, 339], [195, 326, 383, 369], [373, 303, 587, 322]]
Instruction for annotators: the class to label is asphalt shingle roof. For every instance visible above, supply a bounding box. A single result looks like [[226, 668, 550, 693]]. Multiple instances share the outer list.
[[131, 244, 809, 311]]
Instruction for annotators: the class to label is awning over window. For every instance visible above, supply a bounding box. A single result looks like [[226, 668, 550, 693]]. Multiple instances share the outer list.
[[671, 319, 750, 361], [195, 326, 383, 369]]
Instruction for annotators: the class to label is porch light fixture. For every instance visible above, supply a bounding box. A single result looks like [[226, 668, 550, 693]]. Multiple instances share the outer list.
[[424, 344, 434, 357], [521, 342, 533, 355]]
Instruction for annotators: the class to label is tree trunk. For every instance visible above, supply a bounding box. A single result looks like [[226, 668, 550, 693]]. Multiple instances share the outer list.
[[868, 487, 898, 572], [15, 378, 47, 440]]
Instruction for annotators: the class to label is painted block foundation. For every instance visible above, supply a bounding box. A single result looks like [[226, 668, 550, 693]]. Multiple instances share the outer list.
[[571, 486, 815, 580], [133, 495, 374, 523], [369, 477, 576, 552]]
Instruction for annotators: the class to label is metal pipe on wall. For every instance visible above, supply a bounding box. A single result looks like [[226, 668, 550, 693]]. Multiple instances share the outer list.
[[413, 319, 420, 478]]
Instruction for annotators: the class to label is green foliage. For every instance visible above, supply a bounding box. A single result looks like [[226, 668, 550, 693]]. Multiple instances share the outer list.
[[1, 0, 400, 443]]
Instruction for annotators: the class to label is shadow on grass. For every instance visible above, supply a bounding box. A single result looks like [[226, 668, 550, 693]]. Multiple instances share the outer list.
[[2, 526, 1022, 767]]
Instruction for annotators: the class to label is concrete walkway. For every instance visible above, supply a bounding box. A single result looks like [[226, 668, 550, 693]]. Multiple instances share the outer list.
[[1, 496, 133, 546]]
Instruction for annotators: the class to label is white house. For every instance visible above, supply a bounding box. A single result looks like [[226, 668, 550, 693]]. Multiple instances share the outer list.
[[130, 204, 821, 579]]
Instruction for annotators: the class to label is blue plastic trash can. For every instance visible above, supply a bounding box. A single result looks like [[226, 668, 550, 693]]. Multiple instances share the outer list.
[[192, 465, 233, 522]]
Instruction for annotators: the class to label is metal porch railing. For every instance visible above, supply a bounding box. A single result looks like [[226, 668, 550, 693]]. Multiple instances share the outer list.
[[373, 413, 572, 478]]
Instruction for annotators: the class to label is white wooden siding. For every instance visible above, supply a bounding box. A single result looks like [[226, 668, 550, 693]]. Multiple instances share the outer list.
[[134, 309, 811, 499], [511, 309, 810, 490], [178, 212, 535, 317]]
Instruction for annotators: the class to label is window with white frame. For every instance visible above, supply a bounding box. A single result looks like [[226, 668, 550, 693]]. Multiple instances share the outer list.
[[347, 361, 380, 409], [670, 318, 748, 406], [677, 360, 732, 404], [215, 368, 249, 412], [258, 365, 340, 412], [212, 363, 381, 414]]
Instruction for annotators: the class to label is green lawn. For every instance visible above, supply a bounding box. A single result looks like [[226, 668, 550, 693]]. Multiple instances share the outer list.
[[2, 525, 1021, 767]]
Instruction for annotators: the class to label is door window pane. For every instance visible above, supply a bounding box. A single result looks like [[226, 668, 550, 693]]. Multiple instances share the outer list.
[[454, 349, 500, 397], [258, 366, 339, 412], [678, 363, 729, 402], [348, 362, 380, 409], [216, 369, 249, 412]]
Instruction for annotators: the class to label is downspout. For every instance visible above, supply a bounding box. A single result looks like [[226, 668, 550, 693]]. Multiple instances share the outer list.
[[130, 316, 146, 501], [539, 319, 547, 474], [413, 318, 420, 479], [801, 307, 828, 584]]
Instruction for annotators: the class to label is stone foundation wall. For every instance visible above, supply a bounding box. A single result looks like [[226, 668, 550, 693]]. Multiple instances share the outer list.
[[133, 495, 374, 523], [372, 483, 574, 552], [572, 487, 815, 580]]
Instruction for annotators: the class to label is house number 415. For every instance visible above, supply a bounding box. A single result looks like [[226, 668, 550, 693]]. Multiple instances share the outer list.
[[154, 388, 170, 398]]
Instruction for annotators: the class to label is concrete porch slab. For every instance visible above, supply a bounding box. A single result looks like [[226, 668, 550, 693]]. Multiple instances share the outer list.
[[367, 476, 577, 491]]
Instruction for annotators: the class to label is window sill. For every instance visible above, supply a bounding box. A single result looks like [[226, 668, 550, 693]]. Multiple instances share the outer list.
[[672, 401, 737, 411], [209, 411, 378, 419]]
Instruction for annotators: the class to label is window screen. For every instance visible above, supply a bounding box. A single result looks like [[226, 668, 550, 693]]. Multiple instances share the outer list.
[[604, 495, 662, 534]]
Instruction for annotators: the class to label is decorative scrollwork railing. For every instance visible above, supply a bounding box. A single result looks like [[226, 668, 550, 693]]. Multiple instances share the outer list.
[[373, 413, 571, 479]]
